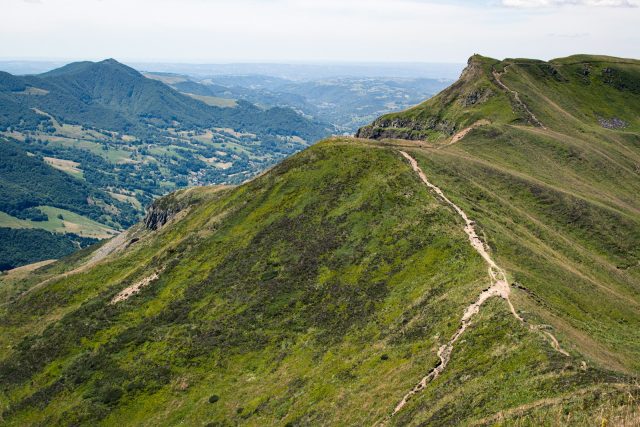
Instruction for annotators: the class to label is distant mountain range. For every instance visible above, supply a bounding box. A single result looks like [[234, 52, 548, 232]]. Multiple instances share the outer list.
[[0, 60, 465, 80], [0, 59, 455, 133], [143, 72, 452, 133]]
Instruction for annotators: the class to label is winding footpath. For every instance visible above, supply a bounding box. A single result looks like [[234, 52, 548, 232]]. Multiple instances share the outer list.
[[391, 151, 567, 417], [443, 119, 491, 147], [492, 68, 546, 129]]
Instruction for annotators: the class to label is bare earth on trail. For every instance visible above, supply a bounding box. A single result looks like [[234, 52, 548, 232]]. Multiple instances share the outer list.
[[111, 271, 161, 304], [492, 67, 545, 129], [444, 119, 491, 147], [391, 151, 568, 417]]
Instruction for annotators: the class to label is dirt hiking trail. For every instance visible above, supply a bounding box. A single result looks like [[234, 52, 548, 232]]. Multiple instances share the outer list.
[[390, 151, 568, 418], [443, 119, 491, 147], [110, 270, 161, 304], [493, 67, 546, 129]]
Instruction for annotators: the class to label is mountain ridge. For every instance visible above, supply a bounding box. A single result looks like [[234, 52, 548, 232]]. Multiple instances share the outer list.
[[356, 53, 640, 142], [9, 58, 331, 139], [1, 53, 639, 425]]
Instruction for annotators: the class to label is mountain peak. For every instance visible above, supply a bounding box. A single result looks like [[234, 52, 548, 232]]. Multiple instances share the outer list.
[[99, 58, 120, 64], [467, 53, 497, 65], [39, 58, 140, 79], [96, 58, 136, 72], [357, 53, 640, 142]]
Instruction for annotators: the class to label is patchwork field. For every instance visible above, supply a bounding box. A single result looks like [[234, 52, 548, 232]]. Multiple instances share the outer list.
[[0, 206, 118, 239]]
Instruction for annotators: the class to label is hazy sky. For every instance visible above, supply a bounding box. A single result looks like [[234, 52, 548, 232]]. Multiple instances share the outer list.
[[1, 0, 638, 63]]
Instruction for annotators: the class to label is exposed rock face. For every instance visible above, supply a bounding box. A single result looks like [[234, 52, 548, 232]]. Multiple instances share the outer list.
[[598, 116, 628, 129], [460, 88, 493, 107], [581, 64, 591, 77], [355, 55, 491, 142], [143, 200, 182, 230], [602, 67, 616, 84], [356, 116, 456, 141]]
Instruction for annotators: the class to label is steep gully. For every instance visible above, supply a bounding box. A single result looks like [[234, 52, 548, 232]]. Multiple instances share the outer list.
[[391, 151, 568, 417]]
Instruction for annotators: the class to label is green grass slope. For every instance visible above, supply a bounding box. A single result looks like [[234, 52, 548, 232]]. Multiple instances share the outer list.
[[357, 54, 640, 141], [353, 53, 640, 422], [0, 137, 637, 426], [1, 54, 639, 426], [356, 55, 513, 141], [357, 54, 640, 374]]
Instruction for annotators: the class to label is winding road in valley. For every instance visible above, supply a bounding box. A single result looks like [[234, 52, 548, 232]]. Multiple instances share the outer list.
[[391, 151, 567, 417]]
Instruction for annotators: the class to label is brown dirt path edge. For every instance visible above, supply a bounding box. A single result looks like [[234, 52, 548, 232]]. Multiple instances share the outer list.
[[492, 67, 546, 129], [442, 119, 491, 147], [386, 151, 569, 421]]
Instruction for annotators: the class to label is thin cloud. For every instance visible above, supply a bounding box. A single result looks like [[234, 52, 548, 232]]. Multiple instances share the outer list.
[[501, 0, 638, 7], [547, 32, 590, 37]]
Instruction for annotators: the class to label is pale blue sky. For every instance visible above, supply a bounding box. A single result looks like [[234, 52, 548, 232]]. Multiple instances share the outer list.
[[1, 0, 638, 63]]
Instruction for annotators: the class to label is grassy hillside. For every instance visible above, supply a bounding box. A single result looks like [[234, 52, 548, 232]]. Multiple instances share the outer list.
[[358, 53, 640, 373], [357, 54, 640, 140], [1, 54, 639, 425], [356, 55, 512, 141]]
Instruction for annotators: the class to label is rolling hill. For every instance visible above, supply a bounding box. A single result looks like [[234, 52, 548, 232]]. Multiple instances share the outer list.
[[1, 54, 639, 425], [0, 59, 331, 139]]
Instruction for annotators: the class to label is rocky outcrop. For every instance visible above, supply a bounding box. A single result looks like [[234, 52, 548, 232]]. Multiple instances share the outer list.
[[598, 116, 628, 129], [356, 116, 456, 141], [355, 55, 497, 142], [460, 88, 493, 107], [143, 199, 182, 230]]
